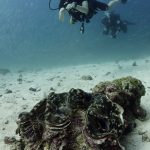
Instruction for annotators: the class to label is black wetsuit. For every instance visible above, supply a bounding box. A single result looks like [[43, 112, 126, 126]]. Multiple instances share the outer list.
[[101, 13, 128, 38], [59, 0, 109, 23]]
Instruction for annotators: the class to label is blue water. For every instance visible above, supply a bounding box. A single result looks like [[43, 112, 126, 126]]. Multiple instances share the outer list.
[[0, 0, 150, 69]]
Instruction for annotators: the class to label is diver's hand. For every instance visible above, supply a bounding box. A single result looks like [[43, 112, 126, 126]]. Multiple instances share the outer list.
[[59, 8, 65, 22], [66, 2, 76, 11]]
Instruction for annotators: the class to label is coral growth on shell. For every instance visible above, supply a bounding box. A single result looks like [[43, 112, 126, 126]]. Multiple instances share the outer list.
[[5, 76, 146, 150]]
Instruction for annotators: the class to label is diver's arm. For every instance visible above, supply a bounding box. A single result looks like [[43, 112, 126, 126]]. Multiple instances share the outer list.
[[75, 1, 89, 15], [66, 1, 89, 15]]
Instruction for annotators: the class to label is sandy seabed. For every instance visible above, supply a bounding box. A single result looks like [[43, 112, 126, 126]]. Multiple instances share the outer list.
[[1, 57, 150, 150]]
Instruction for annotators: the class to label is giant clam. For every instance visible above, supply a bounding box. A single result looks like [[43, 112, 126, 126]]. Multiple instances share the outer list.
[[4, 77, 146, 150]]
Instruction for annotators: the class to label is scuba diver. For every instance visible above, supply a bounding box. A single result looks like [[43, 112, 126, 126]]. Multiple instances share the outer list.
[[58, 0, 128, 34], [101, 12, 133, 38]]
